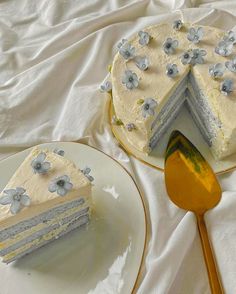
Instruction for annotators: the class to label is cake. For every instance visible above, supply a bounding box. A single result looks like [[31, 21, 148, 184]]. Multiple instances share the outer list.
[[0, 147, 93, 263], [101, 21, 236, 159]]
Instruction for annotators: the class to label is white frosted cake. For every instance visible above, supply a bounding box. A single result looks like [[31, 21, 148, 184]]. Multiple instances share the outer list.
[[0, 147, 93, 263], [102, 22, 236, 159]]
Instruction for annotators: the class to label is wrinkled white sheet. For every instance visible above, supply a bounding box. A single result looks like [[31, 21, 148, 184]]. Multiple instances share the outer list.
[[1, 1, 236, 293]]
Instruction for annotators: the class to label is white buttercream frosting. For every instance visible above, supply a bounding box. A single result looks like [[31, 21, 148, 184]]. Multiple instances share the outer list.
[[111, 23, 236, 159]]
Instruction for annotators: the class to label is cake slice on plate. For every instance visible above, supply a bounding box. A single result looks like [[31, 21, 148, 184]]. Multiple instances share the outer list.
[[0, 147, 92, 263]]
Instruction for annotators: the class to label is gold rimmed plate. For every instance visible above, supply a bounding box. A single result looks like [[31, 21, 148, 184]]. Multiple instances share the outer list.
[[0, 142, 147, 294], [110, 100, 236, 175]]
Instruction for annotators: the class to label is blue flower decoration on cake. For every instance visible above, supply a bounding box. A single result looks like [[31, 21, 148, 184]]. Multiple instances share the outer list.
[[187, 27, 204, 44], [209, 63, 225, 79], [163, 38, 179, 55], [223, 31, 236, 45], [48, 175, 73, 196], [225, 58, 236, 73], [122, 70, 139, 90], [181, 49, 206, 65], [191, 49, 207, 65], [0, 187, 31, 215], [118, 39, 135, 60], [181, 51, 192, 65], [173, 20, 183, 31], [100, 80, 112, 92], [166, 64, 179, 78], [141, 98, 158, 118], [138, 31, 151, 46], [53, 148, 65, 156], [31, 152, 51, 174], [215, 41, 233, 57], [135, 56, 149, 71], [117, 38, 127, 49], [126, 123, 136, 132], [81, 167, 94, 182], [220, 79, 234, 96]]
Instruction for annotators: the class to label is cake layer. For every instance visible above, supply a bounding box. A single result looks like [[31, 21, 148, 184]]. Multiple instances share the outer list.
[[0, 207, 89, 256], [0, 200, 89, 249], [188, 73, 221, 134], [3, 214, 89, 263], [185, 91, 212, 146], [151, 75, 188, 131], [149, 97, 185, 149], [0, 198, 87, 242]]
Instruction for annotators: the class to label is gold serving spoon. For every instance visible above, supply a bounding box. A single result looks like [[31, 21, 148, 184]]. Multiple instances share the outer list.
[[164, 130, 223, 294]]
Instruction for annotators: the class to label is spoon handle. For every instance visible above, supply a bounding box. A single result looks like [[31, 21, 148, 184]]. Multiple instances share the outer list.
[[196, 213, 224, 294]]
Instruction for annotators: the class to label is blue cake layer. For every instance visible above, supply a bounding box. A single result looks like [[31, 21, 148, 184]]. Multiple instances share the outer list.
[[4, 214, 89, 264], [149, 72, 221, 150], [0, 207, 89, 256], [149, 97, 185, 149], [0, 198, 85, 242], [151, 75, 188, 130]]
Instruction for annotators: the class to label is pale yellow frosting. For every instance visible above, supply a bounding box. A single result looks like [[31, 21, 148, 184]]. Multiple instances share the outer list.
[[0, 147, 91, 229], [111, 23, 236, 159]]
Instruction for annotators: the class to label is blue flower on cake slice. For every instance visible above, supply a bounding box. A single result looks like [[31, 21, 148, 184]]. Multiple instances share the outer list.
[[0, 147, 93, 263]]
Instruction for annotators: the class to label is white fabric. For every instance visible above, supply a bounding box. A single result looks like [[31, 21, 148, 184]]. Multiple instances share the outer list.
[[1, 1, 236, 293]]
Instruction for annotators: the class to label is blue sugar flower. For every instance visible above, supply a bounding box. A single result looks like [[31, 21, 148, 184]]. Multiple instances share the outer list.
[[100, 80, 112, 92], [122, 70, 139, 90], [138, 31, 151, 46], [173, 20, 183, 31], [215, 41, 233, 57], [141, 98, 158, 118], [191, 49, 207, 65], [118, 41, 135, 60], [223, 31, 236, 45], [48, 175, 73, 196], [209, 63, 225, 79], [181, 51, 192, 65], [126, 123, 136, 132], [220, 79, 234, 96], [53, 148, 65, 156], [163, 38, 179, 55], [225, 58, 236, 73], [0, 187, 31, 215], [187, 27, 204, 44], [135, 56, 150, 71], [81, 167, 94, 182], [166, 64, 179, 78], [31, 152, 51, 174], [117, 38, 128, 49]]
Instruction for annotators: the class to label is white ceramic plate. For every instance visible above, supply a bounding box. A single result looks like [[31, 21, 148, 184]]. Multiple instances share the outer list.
[[0, 142, 146, 294], [110, 101, 236, 175]]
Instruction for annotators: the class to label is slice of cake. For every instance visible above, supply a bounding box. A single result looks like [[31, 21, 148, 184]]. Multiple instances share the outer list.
[[0, 147, 92, 263], [106, 22, 236, 159]]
